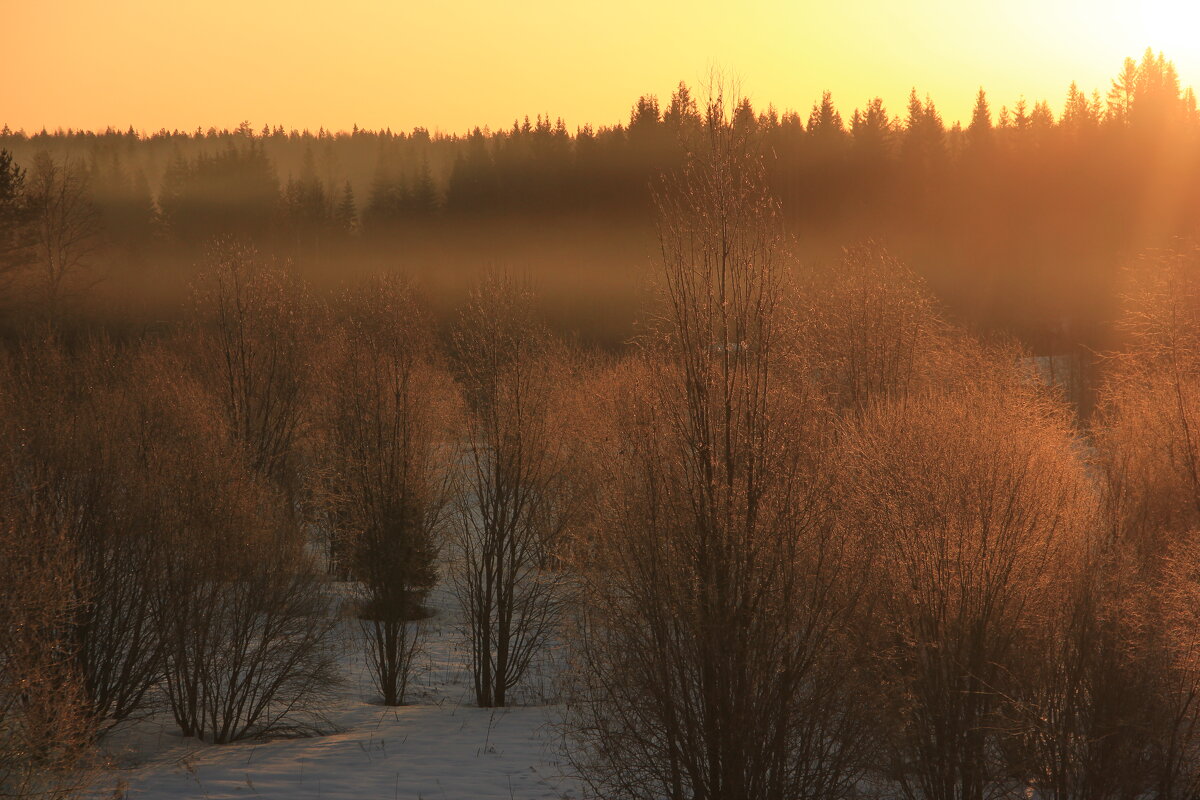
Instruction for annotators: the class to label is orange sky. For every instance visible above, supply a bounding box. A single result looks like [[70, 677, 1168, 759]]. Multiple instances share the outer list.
[[4, 0, 1197, 135]]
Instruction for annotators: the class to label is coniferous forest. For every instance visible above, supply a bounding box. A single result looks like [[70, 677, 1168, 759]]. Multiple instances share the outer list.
[[6, 50, 1200, 800], [2, 49, 1198, 351]]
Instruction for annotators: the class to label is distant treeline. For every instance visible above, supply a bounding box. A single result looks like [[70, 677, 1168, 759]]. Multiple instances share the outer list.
[[1, 49, 1199, 343]]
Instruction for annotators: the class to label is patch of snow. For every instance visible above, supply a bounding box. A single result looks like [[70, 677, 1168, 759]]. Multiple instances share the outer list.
[[95, 583, 580, 800]]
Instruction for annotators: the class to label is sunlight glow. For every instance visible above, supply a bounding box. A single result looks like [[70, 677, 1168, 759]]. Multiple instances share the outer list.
[[3, 0, 1197, 133], [1133, 1, 1200, 66]]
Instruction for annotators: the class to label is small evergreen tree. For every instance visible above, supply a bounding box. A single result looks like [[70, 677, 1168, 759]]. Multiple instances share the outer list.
[[334, 180, 357, 233]]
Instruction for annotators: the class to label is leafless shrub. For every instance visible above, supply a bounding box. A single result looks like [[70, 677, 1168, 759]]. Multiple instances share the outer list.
[[2, 332, 339, 747], [1, 338, 172, 734], [792, 240, 949, 415], [310, 276, 460, 705], [158, 439, 340, 743], [449, 274, 574, 708], [161, 547, 339, 744], [105, 352, 341, 745], [839, 364, 1097, 800], [1098, 246, 1200, 556], [1147, 535, 1200, 800], [1081, 245, 1200, 799], [0, 354, 92, 799], [1004, 538, 1149, 800], [0, 509, 92, 800]]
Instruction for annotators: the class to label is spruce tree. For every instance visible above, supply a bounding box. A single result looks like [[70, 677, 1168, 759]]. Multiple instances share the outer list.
[[335, 181, 357, 233], [967, 88, 993, 151], [0, 149, 30, 278]]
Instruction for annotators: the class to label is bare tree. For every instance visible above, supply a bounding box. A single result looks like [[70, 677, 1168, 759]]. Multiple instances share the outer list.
[[1083, 245, 1200, 799], [565, 91, 876, 800], [449, 275, 572, 708], [191, 240, 312, 501], [0, 149, 33, 293], [311, 277, 460, 705], [22, 153, 103, 318]]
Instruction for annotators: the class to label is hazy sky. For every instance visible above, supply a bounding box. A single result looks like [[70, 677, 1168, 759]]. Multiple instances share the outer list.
[[5, 0, 1197, 135]]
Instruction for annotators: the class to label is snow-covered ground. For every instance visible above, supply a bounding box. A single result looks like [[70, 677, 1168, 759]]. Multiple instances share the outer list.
[[95, 584, 581, 800]]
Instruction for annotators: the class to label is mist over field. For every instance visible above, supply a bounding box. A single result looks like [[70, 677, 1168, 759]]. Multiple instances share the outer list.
[[3, 48, 1199, 355]]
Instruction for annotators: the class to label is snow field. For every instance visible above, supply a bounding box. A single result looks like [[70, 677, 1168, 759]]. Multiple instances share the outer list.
[[95, 583, 580, 800]]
